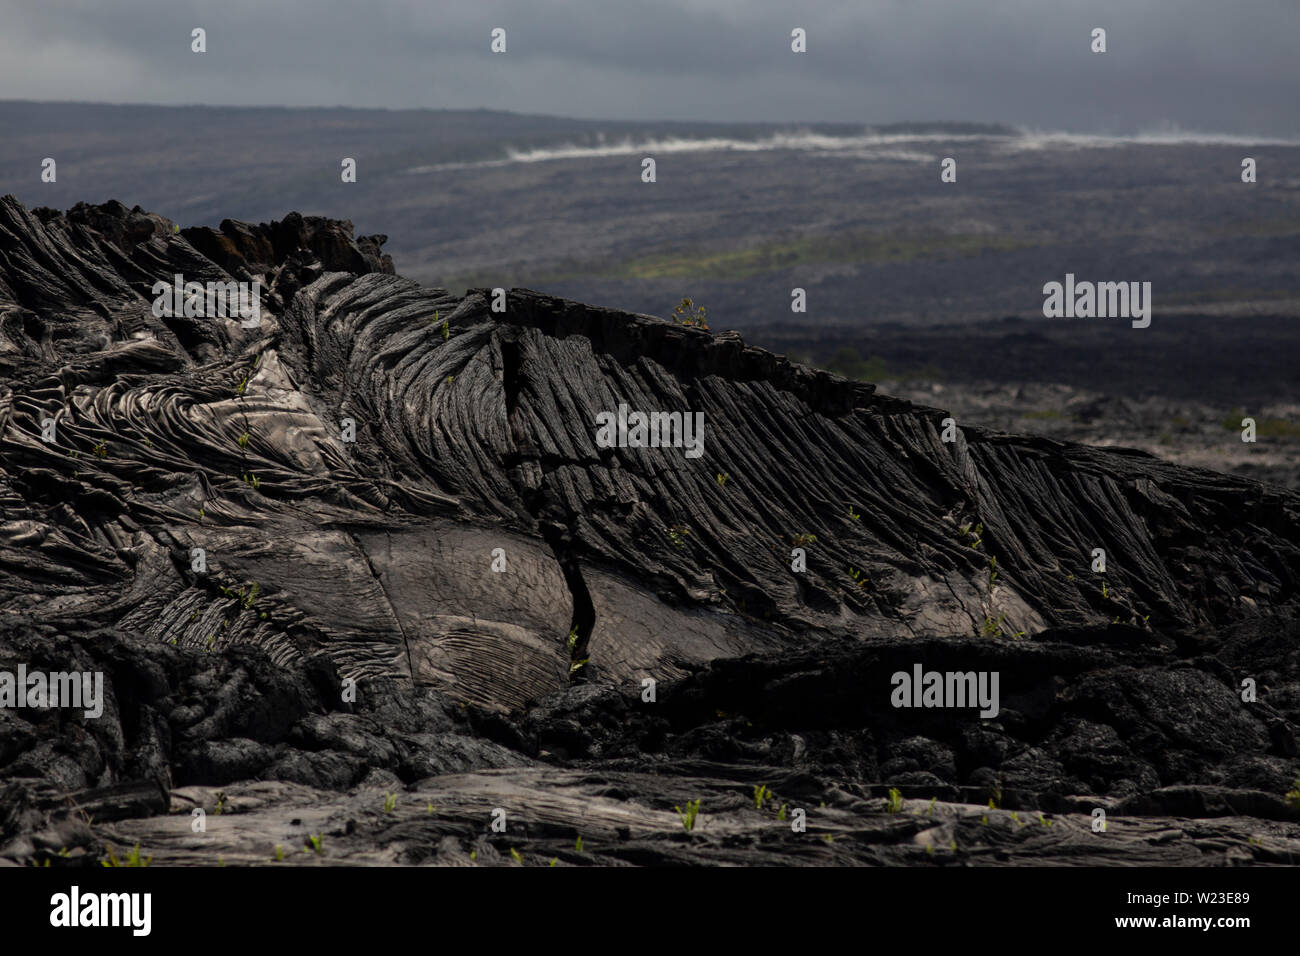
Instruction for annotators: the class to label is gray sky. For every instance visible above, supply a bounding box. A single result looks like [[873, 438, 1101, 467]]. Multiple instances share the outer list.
[[1, 0, 1296, 135]]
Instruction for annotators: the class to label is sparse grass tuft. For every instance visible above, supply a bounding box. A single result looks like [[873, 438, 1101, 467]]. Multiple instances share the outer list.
[[102, 844, 151, 867], [675, 799, 701, 831]]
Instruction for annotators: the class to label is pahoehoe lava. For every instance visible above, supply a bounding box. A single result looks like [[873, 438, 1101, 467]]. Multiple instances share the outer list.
[[2, 196, 1299, 866]]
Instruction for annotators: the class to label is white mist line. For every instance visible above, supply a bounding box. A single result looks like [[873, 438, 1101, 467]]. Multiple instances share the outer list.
[[401, 125, 1300, 175], [402, 130, 991, 173], [1006, 126, 1300, 151]]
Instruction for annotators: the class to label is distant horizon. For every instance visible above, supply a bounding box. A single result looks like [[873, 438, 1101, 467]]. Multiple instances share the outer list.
[[2, 99, 1296, 144]]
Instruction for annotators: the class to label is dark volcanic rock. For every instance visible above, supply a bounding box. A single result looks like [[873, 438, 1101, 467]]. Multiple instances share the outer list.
[[1, 195, 1299, 866]]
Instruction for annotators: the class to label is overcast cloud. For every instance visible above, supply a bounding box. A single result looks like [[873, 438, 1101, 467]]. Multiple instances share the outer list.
[[0, 0, 1296, 135]]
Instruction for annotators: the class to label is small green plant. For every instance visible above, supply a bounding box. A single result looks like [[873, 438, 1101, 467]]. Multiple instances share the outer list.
[[510, 848, 524, 865], [885, 788, 904, 813], [848, 566, 869, 589], [777, 804, 787, 821], [790, 533, 817, 549], [927, 796, 937, 817], [241, 582, 259, 610], [214, 791, 226, 815], [666, 523, 691, 549], [958, 521, 983, 550], [574, 835, 584, 852], [566, 626, 579, 653], [670, 297, 708, 329], [1038, 812, 1052, 827], [384, 792, 397, 813], [237, 430, 250, 449], [305, 834, 323, 855], [274, 844, 284, 861], [753, 784, 772, 810], [241, 472, 261, 490], [675, 799, 701, 831], [549, 857, 558, 867], [848, 505, 861, 521], [981, 613, 1005, 638], [1101, 580, 1110, 599], [1010, 811, 1022, 826], [987, 555, 999, 587], [569, 658, 589, 675], [1286, 776, 1300, 810], [102, 844, 151, 868], [716, 472, 729, 487], [92, 440, 108, 459], [821, 833, 836, 844]]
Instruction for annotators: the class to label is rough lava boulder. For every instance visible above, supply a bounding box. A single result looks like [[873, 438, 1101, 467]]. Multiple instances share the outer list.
[[2, 196, 1298, 866]]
